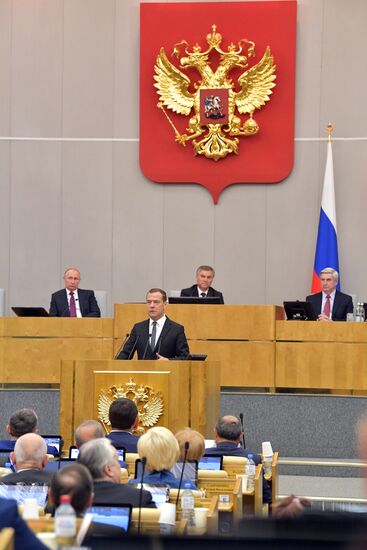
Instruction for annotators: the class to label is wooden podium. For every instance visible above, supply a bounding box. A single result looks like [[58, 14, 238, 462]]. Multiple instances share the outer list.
[[60, 359, 220, 449]]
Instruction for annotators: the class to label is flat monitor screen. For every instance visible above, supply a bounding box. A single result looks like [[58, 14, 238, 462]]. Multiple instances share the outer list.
[[283, 301, 317, 321], [41, 435, 62, 457], [86, 504, 132, 534], [198, 455, 223, 471], [0, 484, 48, 508], [11, 307, 49, 317], [168, 296, 222, 305], [129, 483, 170, 508]]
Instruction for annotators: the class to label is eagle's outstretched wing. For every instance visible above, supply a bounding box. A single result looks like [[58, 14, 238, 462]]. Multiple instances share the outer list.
[[97, 391, 112, 427], [139, 393, 164, 427], [234, 47, 276, 114], [154, 48, 195, 115]]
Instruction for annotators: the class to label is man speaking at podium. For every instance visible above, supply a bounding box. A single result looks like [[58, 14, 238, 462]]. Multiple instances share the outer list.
[[116, 288, 189, 360]]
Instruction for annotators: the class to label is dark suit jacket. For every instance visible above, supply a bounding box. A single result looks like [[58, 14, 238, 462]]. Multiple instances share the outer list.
[[0, 497, 48, 550], [49, 288, 100, 317], [1, 468, 54, 485], [92, 480, 155, 507], [106, 432, 139, 453], [116, 317, 189, 360], [306, 290, 353, 321], [180, 284, 224, 304]]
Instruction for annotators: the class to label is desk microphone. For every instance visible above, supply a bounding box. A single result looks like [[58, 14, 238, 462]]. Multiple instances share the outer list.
[[137, 456, 147, 535], [114, 333, 130, 359], [176, 441, 190, 506], [128, 335, 139, 360], [142, 334, 152, 360]]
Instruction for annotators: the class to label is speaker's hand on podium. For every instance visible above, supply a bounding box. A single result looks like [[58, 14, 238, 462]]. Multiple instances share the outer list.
[[156, 354, 169, 361]]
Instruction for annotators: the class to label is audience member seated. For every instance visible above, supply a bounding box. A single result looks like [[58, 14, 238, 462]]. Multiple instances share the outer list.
[[175, 427, 205, 461], [77, 438, 154, 507], [106, 398, 140, 452], [205, 415, 271, 503], [75, 420, 105, 448], [48, 463, 93, 516], [129, 426, 196, 489], [0, 496, 48, 550], [0, 408, 58, 456], [1, 433, 53, 485]]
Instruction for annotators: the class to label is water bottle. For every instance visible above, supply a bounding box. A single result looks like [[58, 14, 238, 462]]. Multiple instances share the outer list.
[[181, 481, 195, 527], [355, 303, 365, 323], [245, 454, 256, 491], [55, 494, 76, 548]]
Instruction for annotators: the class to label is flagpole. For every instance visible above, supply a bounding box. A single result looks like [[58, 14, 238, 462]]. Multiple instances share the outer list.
[[326, 122, 333, 143]]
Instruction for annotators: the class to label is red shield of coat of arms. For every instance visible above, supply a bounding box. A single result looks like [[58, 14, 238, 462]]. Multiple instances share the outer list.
[[140, 1, 297, 203]]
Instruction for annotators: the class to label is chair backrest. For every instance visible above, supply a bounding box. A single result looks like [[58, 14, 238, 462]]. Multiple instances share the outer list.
[[120, 467, 129, 484], [271, 451, 279, 503], [0, 528, 14, 550], [125, 453, 139, 475], [94, 290, 107, 317], [222, 456, 248, 478]]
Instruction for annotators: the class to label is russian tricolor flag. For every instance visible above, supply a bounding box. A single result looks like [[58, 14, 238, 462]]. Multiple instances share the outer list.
[[311, 140, 340, 293]]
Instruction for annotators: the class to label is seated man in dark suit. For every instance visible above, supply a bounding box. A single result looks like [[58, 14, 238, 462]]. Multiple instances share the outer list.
[[306, 267, 353, 321], [205, 415, 271, 503], [0, 497, 48, 550], [116, 288, 189, 360], [1, 433, 53, 485], [106, 398, 140, 452], [75, 420, 105, 448], [49, 267, 100, 317], [0, 408, 58, 459], [180, 265, 224, 303], [77, 438, 154, 507]]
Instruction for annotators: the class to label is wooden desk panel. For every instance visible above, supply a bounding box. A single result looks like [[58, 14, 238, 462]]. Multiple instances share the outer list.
[[276, 320, 367, 343], [189, 341, 275, 387], [0, 318, 113, 338], [114, 304, 283, 341], [276, 342, 367, 389]]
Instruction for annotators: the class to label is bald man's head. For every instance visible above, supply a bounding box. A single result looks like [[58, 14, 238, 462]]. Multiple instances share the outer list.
[[11, 433, 48, 470]]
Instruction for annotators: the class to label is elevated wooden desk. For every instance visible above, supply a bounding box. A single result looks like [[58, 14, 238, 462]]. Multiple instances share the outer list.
[[114, 304, 283, 388], [0, 318, 113, 384], [276, 321, 367, 391]]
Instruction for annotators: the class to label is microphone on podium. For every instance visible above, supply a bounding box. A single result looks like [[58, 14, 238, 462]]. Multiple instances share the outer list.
[[142, 334, 152, 360]]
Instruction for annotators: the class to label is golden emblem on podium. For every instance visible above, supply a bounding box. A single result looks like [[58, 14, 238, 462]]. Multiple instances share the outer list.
[[154, 25, 276, 161], [97, 378, 164, 435]]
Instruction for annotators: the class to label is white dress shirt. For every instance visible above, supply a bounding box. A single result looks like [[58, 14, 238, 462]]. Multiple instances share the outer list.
[[149, 315, 166, 348]]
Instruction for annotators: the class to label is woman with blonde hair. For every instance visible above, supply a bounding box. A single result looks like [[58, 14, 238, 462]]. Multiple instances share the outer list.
[[129, 426, 196, 488]]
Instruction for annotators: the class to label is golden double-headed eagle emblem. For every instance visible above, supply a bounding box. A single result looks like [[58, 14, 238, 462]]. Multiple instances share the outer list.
[[154, 25, 276, 161], [98, 378, 164, 435]]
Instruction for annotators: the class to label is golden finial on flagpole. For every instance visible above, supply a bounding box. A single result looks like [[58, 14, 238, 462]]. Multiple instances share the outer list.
[[326, 123, 333, 143]]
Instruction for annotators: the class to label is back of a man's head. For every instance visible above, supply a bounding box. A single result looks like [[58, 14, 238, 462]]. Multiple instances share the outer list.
[[215, 415, 242, 442], [13, 433, 47, 468], [7, 408, 38, 438], [77, 438, 116, 481], [75, 420, 105, 448], [108, 398, 138, 431], [50, 463, 93, 514]]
